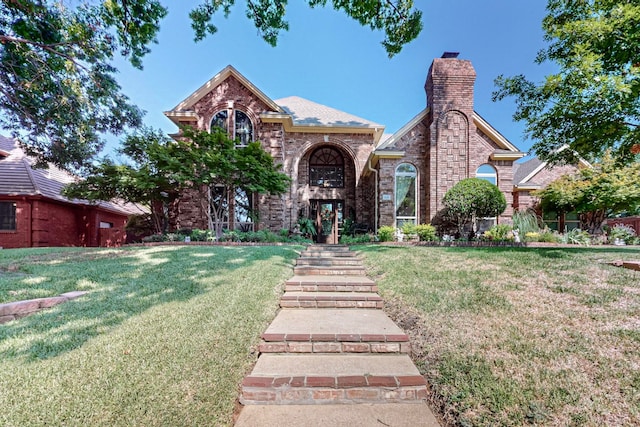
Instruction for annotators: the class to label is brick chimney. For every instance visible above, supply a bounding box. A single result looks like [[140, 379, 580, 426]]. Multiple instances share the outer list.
[[425, 52, 476, 120], [425, 53, 478, 219]]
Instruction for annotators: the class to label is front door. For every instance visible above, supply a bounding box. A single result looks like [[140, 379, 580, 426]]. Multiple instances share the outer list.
[[311, 200, 343, 244]]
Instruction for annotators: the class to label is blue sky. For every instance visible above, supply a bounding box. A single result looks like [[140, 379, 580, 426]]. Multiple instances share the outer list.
[[105, 1, 553, 157]]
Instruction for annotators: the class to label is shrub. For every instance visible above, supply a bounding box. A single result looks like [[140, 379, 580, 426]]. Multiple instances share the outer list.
[[443, 178, 507, 236], [562, 228, 591, 245], [512, 210, 541, 235], [415, 224, 437, 241], [483, 224, 514, 241], [524, 232, 540, 242], [378, 226, 396, 242], [538, 230, 561, 243], [609, 224, 637, 245], [401, 223, 417, 238]]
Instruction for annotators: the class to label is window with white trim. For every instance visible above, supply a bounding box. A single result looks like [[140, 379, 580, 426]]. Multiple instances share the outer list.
[[395, 163, 417, 228], [475, 164, 498, 231], [476, 164, 497, 185]]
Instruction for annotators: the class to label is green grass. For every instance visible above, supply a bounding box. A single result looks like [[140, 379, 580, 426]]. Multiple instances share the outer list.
[[0, 245, 300, 426], [355, 244, 640, 426]]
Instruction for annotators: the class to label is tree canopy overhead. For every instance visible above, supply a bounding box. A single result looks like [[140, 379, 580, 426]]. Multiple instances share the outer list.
[[0, 0, 422, 170], [494, 0, 640, 165]]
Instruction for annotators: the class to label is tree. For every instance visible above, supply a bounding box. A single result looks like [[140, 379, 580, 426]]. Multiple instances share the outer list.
[[64, 127, 291, 236], [493, 1, 640, 165], [1, 1, 422, 170], [442, 178, 507, 237], [535, 154, 640, 234]]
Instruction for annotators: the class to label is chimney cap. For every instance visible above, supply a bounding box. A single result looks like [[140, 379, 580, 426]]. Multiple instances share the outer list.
[[441, 51, 460, 59]]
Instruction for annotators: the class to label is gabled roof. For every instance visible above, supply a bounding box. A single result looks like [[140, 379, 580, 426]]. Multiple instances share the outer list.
[[514, 145, 592, 190], [373, 109, 525, 160], [164, 65, 283, 125], [258, 96, 384, 141], [0, 135, 142, 215]]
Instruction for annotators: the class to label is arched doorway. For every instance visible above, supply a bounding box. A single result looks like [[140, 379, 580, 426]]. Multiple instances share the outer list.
[[300, 145, 355, 244]]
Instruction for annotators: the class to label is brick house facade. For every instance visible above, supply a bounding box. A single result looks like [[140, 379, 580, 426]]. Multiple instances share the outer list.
[[164, 53, 574, 242], [0, 136, 142, 248]]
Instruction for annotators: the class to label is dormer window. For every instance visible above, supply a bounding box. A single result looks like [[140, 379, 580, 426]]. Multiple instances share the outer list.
[[210, 108, 253, 147]]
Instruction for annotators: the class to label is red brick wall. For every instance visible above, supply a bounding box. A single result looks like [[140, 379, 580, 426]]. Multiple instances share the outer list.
[[0, 199, 30, 248], [0, 197, 129, 248], [514, 163, 579, 211]]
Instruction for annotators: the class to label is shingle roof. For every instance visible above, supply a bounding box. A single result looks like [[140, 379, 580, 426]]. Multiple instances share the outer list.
[[274, 96, 382, 128], [0, 135, 143, 215], [513, 157, 545, 185]]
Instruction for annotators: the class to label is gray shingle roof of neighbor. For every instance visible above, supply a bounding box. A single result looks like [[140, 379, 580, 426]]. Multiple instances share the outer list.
[[0, 135, 144, 215], [513, 157, 545, 185], [274, 96, 383, 128]]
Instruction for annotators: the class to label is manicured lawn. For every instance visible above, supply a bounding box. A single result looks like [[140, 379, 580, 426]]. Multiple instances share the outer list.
[[0, 245, 300, 426], [356, 244, 640, 426]]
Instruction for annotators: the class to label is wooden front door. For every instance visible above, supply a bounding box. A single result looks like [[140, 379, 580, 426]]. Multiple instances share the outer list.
[[312, 200, 343, 244]]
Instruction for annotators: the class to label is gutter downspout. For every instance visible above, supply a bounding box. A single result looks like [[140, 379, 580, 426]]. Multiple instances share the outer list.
[[367, 157, 378, 233]]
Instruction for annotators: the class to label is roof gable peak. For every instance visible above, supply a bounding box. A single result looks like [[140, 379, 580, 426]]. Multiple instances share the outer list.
[[166, 65, 283, 116]]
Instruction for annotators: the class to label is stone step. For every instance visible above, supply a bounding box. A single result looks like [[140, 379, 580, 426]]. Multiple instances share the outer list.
[[241, 354, 427, 405], [285, 275, 378, 293], [301, 251, 357, 258], [235, 404, 441, 427], [296, 257, 363, 267], [293, 265, 367, 276], [259, 309, 409, 354], [280, 292, 383, 309], [306, 244, 350, 252]]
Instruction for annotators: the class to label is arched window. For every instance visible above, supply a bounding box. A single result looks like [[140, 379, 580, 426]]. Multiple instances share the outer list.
[[234, 110, 253, 147], [395, 163, 417, 228], [210, 109, 253, 147], [309, 147, 344, 188], [476, 164, 497, 185], [211, 110, 228, 132]]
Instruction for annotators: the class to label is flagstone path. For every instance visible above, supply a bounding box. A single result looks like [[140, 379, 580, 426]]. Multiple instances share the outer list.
[[235, 244, 440, 426]]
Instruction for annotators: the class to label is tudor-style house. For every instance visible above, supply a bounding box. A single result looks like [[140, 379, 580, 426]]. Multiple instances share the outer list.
[[163, 53, 575, 243]]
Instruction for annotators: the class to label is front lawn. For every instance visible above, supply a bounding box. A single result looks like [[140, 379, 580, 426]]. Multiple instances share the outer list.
[[0, 245, 300, 426], [357, 245, 640, 426]]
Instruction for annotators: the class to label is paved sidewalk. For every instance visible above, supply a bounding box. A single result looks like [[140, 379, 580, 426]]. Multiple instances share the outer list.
[[235, 245, 440, 426]]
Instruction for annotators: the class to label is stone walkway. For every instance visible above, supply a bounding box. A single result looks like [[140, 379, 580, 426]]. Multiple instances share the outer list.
[[235, 244, 440, 426]]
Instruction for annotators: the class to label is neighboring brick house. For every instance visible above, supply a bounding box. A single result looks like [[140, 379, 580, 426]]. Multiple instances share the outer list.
[[0, 135, 142, 248], [513, 154, 589, 231], [164, 53, 560, 243]]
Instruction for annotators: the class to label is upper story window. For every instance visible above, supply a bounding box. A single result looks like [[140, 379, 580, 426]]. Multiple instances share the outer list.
[[309, 147, 344, 188], [0, 202, 16, 231], [395, 163, 417, 227], [476, 164, 497, 185], [210, 108, 253, 147]]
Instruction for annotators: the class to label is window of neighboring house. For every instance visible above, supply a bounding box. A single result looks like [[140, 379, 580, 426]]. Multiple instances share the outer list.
[[395, 163, 417, 228], [210, 109, 253, 147], [0, 202, 16, 231], [476, 164, 497, 185], [564, 211, 580, 231], [543, 210, 559, 231], [475, 164, 498, 230], [309, 147, 344, 188], [99, 221, 113, 229]]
